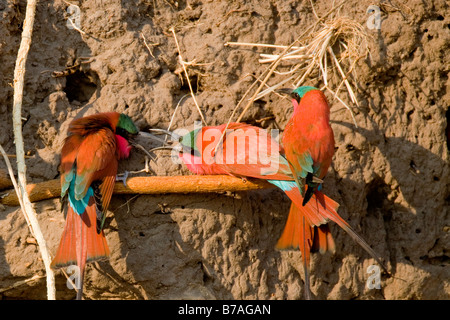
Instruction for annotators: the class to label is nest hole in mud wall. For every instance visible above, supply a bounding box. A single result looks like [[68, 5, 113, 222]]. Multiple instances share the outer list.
[[63, 70, 99, 104]]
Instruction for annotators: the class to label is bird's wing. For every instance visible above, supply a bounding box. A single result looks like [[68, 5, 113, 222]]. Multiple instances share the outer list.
[[212, 123, 293, 180], [73, 128, 118, 202]]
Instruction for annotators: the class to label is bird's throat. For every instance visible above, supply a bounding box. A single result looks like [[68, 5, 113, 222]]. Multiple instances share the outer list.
[[115, 134, 132, 159]]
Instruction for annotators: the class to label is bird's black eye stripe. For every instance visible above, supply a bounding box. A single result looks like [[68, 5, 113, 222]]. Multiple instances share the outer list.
[[116, 127, 128, 139], [291, 92, 300, 102]]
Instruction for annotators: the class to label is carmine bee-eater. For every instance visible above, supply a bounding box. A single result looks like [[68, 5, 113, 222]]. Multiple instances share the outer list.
[[175, 118, 388, 299], [281, 86, 335, 206], [51, 112, 138, 300]]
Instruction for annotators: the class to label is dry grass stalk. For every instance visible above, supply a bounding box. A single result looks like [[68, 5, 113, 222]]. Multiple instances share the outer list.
[[141, 32, 159, 58], [225, 1, 368, 128], [212, 1, 348, 154], [0, 274, 46, 293], [170, 27, 207, 126]]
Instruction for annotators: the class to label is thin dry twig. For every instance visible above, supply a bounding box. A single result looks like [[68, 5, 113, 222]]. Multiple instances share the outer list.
[[140, 32, 159, 58], [167, 93, 189, 134], [170, 27, 207, 126], [0, 274, 46, 293], [235, 0, 348, 123], [0, 144, 31, 230], [213, 1, 348, 155], [12, 0, 56, 300], [132, 143, 156, 162], [67, 17, 86, 35], [224, 0, 367, 128]]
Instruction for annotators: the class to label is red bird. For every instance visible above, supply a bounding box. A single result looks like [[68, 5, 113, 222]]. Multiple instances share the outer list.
[[282, 86, 335, 206], [51, 112, 138, 300], [176, 120, 387, 299]]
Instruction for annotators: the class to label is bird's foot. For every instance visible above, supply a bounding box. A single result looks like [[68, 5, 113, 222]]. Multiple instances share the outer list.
[[311, 176, 323, 184], [116, 171, 129, 187]]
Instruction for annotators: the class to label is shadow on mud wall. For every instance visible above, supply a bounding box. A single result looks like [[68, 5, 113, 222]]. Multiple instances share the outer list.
[[0, 236, 9, 294], [327, 118, 449, 296], [103, 190, 293, 299]]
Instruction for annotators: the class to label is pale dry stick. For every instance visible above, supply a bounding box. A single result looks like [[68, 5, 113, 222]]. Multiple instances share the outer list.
[[234, 44, 298, 123], [114, 194, 140, 215], [215, 0, 348, 156], [0, 144, 31, 232], [254, 75, 295, 101], [273, 60, 309, 76], [0, 153, 79, 296], [133, 143, 156, 161], [225, 42, 306, 51], [310, 0, 320, 20], [293, 62, 316, 89], [327, 74, 346, 105], [127, 156, 151, 175], [0, 274, 46, 293], [237, 0, 348, 123], [140, 32, 159, 58], [259, 54, 310, 64], [67, 17, 86, 35], [294, 28, 334, 88], [61, 0, 77, 6], [60, 267, 80, 296], [167, 93, 190, 134], [170, 27, 207, 126], [12, 0, 56, 300], [323, 85, 358, 127], [328, 46, 359, 106], [138, 131, 169, 145], [245, 71, 291, 100], [5, 154, 33, 159], [258, 47, 309, 63]]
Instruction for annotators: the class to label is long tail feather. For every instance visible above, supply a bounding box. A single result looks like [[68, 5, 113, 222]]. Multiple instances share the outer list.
[[52, 197, 110, 299], [301, 215, 312, 300], [277, 185, 389, 292], [310, 191, 389, 274], [323, 211, 390, 274], [276, 204, 313, 299], [312, 224, 336, 255], [282, 186, 339, 227]]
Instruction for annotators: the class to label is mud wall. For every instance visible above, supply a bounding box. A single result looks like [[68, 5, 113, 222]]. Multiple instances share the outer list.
[[0, 0, 448, 299]]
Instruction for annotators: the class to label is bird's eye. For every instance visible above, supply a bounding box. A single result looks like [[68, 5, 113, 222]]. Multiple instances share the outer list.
[[179, 136, 183, 143], [291, 92, 301, 103]]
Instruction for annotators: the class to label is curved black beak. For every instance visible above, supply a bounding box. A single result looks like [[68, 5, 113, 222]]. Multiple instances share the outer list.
[[276, 87, 301, 103], [276, 88, 294, 95], [179, 144, 201, 158]]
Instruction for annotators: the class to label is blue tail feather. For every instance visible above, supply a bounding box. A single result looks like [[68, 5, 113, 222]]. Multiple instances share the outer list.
[[268, 180, 297, 192], [68, 177, 94, 215]]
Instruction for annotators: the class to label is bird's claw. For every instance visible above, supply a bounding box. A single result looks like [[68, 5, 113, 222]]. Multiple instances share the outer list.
[[116, 171, 129, 187], [311, 176, 323, 184]]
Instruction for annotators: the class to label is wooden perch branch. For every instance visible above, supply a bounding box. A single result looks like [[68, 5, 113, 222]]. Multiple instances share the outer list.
[[0, 169, 13, 190], [0, 176, 275, 206]]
